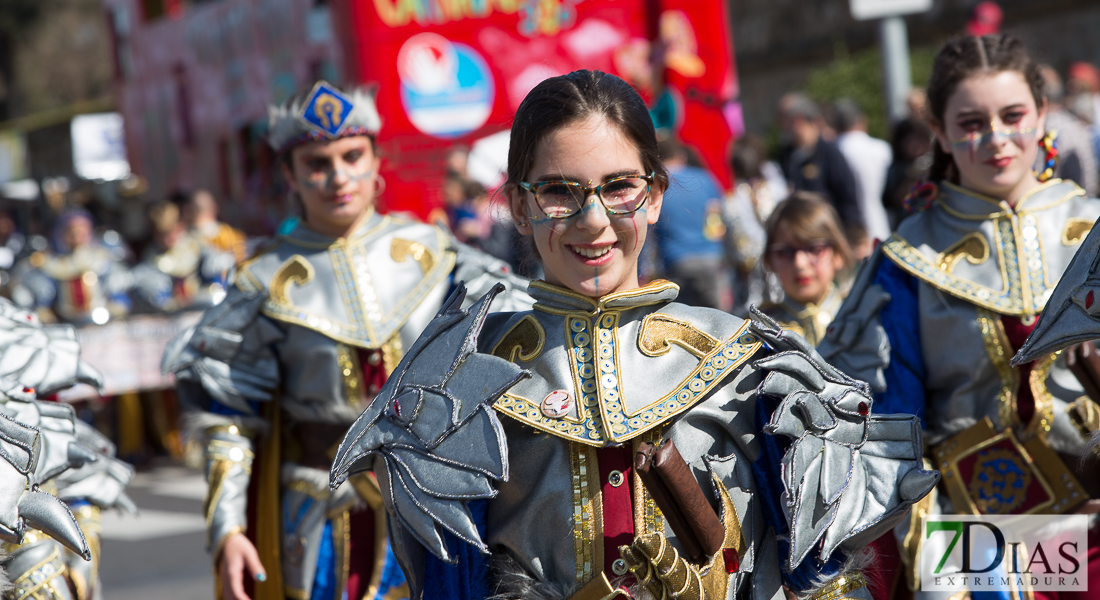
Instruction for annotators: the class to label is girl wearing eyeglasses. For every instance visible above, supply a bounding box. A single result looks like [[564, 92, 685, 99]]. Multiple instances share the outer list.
[[761, 192, 853, 346], [821, 34, 1100, 596], [333, 69, 936, 600]]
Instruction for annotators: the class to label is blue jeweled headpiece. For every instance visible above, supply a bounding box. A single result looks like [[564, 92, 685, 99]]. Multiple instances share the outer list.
[[267, 81, 382, 155]]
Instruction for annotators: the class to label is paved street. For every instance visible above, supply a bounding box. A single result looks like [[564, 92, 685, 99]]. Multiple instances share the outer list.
[[99, 463, 213, 599]]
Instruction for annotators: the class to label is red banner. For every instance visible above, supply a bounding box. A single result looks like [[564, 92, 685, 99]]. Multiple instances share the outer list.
[[333, 0, 738, 219]]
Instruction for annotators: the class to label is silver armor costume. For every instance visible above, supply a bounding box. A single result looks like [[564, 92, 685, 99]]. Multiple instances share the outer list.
[[164, 212, 531, 600], [130, 232, 236, 312], [761, 284, 845, 347], [333, 280, 938, 600], [1014, 214, 1100, 364], [11, 245, 131, 325], [0, 298, 133, 600], [819, 179, 1100, 594]]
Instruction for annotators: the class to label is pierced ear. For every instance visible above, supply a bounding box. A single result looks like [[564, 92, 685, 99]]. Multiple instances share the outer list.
[[508, 188, 533, 234], [645, 186, 664, 225]]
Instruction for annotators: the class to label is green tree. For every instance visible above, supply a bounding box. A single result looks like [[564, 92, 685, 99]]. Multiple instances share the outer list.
[[803, 41, 937, 140]]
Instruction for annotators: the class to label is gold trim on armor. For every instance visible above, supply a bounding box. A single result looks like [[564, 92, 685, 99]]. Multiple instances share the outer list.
[[241, 222, 457, 349], [491, 315, 546, 363], [270, 255, 316, 305], [632, 431, 665, 538], [571, 444, 604, 583], [204, 459, 232, 535], [936, 232, 990, 273], [1067, 396, 1100, 439], [390, 238, 435, 274], [349, 473, 385, 512], [883, 190, 1068, 316], [530, 279, 680, 317], [336, 344, 364, 410], [360, 490, 390, 600], [276, 213, 388, 251], [333, 510, 351, 600], [1062, 218, 1094, 246], [900, 466, 935, 591], [1024, 352, 1057, 440], [10, 545, 68, 600], [72, 504, 102, 600], [637, 313, 719, 358], [935, 180, 1076, 220], [976, 307, 1020, 430], [495, 317, 761, 446], [381, 338, 403, 376], [932, 417, 1086, 515], [807, 573, 868, 600]]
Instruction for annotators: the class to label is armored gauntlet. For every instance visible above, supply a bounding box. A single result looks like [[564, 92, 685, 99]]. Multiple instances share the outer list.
[[203, 424, 255, 557]]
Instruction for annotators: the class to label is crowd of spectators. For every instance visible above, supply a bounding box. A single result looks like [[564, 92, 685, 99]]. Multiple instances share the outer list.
[[0, 189, 245, 326], [432, 58, 1100, 325]]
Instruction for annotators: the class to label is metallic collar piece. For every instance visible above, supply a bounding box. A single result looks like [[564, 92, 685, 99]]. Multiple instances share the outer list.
[[236, 214, 456, 348], [529, 279, 681, 316], [882, 179, 1098, 316], [767, 285, 845, 346], [1013, 204, 1100, 365], [490, 288, 763, 446]]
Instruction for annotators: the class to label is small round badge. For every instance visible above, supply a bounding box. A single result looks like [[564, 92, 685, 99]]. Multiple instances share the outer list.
[[542, 390, 574, 418]]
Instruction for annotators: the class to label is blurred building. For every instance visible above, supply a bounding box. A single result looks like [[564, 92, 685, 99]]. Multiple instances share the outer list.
[[100, 0, 343, 235], [102, 0, 740, 228]]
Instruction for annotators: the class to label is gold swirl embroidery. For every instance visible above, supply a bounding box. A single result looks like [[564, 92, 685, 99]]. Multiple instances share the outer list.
[[491, 315, 546, 363], [936, 232, 990, 273], [1062, 218, 1094, 246], [270, 255, 314, 305], [637, 313, 720, 358], [391, 238, 434, 274]]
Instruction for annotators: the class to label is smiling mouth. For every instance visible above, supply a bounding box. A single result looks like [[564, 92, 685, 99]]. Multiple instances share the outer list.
[[568, 244, 615, 262]]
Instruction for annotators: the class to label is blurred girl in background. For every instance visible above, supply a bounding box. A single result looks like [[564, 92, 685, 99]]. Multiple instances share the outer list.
[[761, 192, 852, 346]]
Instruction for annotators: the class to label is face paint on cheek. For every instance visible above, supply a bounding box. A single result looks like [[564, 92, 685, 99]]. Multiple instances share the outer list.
[[630, 208, 647, 251], [529, 215, 559, 253], [951, 133, 982, 163], [301, 173, 328, 190], [301, 166, 375, 191], [342, 166, 375, 183]]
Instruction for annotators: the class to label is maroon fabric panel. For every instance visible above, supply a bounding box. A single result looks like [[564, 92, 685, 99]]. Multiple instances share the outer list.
[[345, 505, 378, 600], [597, 445, 635, 575], [1001, 315, 1039, 424]]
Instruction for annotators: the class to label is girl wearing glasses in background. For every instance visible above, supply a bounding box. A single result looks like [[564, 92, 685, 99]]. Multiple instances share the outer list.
[[821, 34, 1100, 598], [333, 69, 935, 600], [761, 192, 853, 346]]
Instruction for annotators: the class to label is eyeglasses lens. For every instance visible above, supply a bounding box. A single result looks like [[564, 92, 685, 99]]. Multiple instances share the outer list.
[[535, 178, 648, 217]]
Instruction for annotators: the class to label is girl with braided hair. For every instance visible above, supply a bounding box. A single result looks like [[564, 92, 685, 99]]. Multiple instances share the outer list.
[[820, 34, 1100, 599]]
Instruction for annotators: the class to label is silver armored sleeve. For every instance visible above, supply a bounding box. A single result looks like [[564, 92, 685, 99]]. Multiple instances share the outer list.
[[203, 425, 255, 558]]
